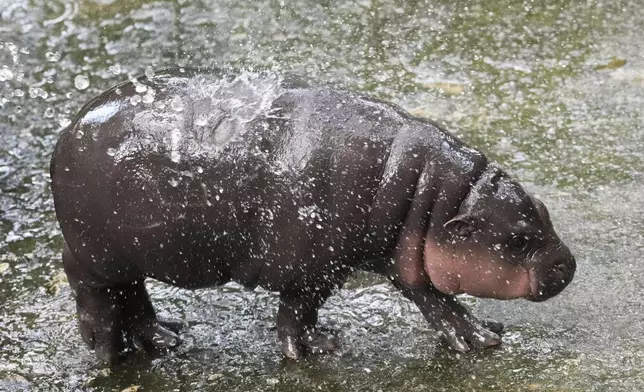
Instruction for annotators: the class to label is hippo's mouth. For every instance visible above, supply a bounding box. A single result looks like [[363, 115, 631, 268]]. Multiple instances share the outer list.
[[526, 267, 557, 303], [525, 259, 576, 302], [526, 268, 542, 301]]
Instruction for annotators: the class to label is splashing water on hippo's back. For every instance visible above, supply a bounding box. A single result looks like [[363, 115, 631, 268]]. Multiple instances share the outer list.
[[113, 71, 284, 163]]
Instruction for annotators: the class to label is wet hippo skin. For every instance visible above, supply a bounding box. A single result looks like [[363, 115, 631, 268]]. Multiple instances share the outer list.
[[50, 68, 576, 365]]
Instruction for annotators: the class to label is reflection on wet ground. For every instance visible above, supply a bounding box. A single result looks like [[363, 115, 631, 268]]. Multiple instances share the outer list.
[[1, 0, 642, 390]]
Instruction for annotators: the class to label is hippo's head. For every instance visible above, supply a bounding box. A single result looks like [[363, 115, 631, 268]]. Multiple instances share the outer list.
[[424, 165, 576, 302]]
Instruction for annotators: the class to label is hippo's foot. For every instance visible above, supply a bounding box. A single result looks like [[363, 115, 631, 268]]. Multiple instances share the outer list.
[[436, 314, 503, 353], [74, 279, 182, 365], [277, 290, 338, 360], [123, 318, 183, 354], [393, 283, 504, 353], [280, 326, 340, 359], [74, 283, 125, 366], [120, 280, 183, 355]]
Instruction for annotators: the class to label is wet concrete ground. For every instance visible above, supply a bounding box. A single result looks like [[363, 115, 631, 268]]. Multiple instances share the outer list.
[[1, 0, 643, 391]]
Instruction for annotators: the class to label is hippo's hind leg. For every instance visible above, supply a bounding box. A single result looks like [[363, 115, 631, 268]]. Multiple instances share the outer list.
[[63, 244, 181, 365], [118, 280, 182, 353], [63, 244, 124, 365], [277, 287, 340, 359]]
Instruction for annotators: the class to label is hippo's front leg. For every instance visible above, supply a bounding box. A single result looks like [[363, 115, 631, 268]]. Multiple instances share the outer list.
[[393, 282, 503, 352]]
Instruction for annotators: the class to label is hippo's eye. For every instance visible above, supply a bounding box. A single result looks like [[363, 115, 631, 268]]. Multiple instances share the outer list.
[[507, 235, 529, 251]]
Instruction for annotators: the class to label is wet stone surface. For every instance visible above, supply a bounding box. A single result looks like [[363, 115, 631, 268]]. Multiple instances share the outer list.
[[1, 0, 643, 391]]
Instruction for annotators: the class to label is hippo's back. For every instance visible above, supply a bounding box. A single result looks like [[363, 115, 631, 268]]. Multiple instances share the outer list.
[[51, 68, 413, 192]]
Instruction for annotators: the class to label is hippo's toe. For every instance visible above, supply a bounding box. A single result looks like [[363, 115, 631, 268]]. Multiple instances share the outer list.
[[126, 322, 182, 352]]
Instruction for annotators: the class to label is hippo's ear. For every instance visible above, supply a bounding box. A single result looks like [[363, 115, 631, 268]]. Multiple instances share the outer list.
[[443, 215, 478, 237]]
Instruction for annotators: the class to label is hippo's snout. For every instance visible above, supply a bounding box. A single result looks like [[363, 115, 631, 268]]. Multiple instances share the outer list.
[[528, 253, 576, 302]]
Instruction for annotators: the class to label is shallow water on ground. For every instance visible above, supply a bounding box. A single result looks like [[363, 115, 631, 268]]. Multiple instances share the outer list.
[[1, 0, 643, 391]]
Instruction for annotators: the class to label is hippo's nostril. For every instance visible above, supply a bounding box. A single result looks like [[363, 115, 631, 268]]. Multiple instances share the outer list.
[[556, 257, 576, 281], [556, 263, 568, 276]]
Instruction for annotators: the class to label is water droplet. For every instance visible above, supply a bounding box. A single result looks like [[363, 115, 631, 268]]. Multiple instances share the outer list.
[[109, 64, 121, 75], [44, 108, 55, 118], [142, 88, 155, 104], [144, 67, 155, 79], [66, 92, 73, 99], [12, 89, 24, 98], [0, 67, 14, 82], [74, 75, 90, 90], [170, 95, 184, 112], [195, 115, 208, 127], [134, 83, 147, 94], [13, 106, 22, 114], [168, 177, 179, 187], [114, 88, 122, 95], [106, 148, 116, 157], [170, 151, 181, 163], [130, 95, 142, 106], [64, 167, 70, 172], [29, 87, 49, 99], [45, 51, 61, 62], [196, 166, 204, 174], [58, 116, 71, 127], [75, 130, 84, 139]]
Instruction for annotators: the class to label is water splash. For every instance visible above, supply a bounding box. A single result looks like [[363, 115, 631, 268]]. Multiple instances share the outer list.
[[73, 75, 89, 90]]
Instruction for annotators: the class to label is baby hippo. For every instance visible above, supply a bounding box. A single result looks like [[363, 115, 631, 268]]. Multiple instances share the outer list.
[[50, 69, 576, 365]]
